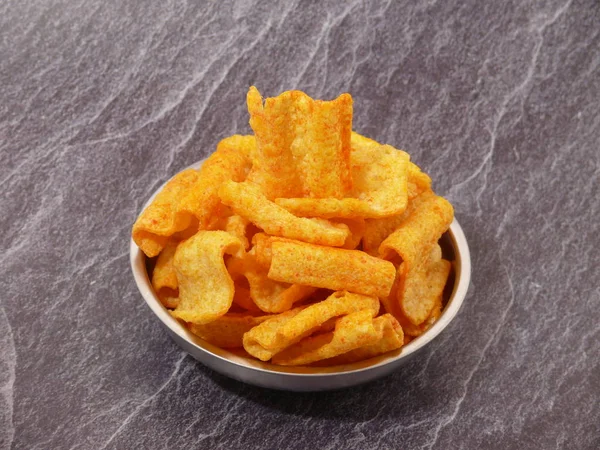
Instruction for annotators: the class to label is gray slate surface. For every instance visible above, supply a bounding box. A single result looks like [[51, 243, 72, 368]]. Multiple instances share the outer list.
[[1, 0, 599, 449]]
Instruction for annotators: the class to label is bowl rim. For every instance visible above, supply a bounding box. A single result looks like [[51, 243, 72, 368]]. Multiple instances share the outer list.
[[129, 160, 471, 377]]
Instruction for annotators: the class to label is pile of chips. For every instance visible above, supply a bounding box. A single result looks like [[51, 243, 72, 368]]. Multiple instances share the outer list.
[[132, 87, 454, 366]]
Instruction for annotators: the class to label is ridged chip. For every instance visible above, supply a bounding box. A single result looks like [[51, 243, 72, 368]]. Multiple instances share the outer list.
[[242, 291, 378, 361], [313, 314, 404, 365], [246, 86, 353, 199], [228, 251, 315, 313], [188, 313, 270, 348], [379, 194, 453, 268], [218, 180, 350, 246], [170, 231, 244, 324], [362, 190, 436, 255], [278, 291, 380, 343], [271, 310, 379, 366], [275, 140, 409, 219], [242, 306, 307, 361], [151, 240, 180, 309], [132, 136, 252, 257], [351, 131, 431, 200], [399, 259, 451, 326], [132, 169, 200, 258], [268, 239, 396, 298]]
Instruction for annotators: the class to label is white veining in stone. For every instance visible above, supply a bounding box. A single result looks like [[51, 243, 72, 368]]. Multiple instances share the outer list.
[[98, 353, 187, 450], [0, 309, 16, 450], [1, 0, 599, 449]]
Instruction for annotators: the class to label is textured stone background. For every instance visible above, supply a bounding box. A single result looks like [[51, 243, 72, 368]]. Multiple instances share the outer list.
[[1, 0, 599, 449]]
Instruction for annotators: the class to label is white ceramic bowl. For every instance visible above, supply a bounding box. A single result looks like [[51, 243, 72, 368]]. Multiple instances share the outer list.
[[130, 160, 471, 391]]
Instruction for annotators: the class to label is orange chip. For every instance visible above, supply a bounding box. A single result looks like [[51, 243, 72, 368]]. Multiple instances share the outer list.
[[407, 162, 432, 199], [275, 141, 409, 219], [188, 313, 270, 348], [362, 190, 435, 255], [243, 306, 308, 361], [268, 239, 396, 298], [315, 314, 404, 365], [231, 283, 262, 313], [192, 134, 254, 229], [399, 259, 451, 325], [379, 263, 404, 319], [397, 292, 444, 338], [350, 131, 431, 198], [132, 137, 252, 257], [242, 291, 378, 361], [132, 169, 200, 257], [151, 240, 180, 309], [377, 193, 452, 325], [251, 232, 273, 269], [379, 194, 453, 268], [292, 91, 353, 198], [220, 214, 250, 250], [246, 87, 303, 199], [218, 180, 350, 246], [246, 87, 352, 199], [278, 291, 380, 343], [271, 310, 379, 366], [170, 231, 244, 324], [228, 252, 316, 313], [335, 218, 365, 250]]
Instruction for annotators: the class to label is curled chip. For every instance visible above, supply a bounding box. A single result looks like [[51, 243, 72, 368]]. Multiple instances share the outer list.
[[251, 233, 273, 268], [193, 134, 254, 229], [379, 193, 453, 268], [335, 218, 365, 250], [132, 138, 252, 257], [272, 310, 379, 366], [243, 306, 307, 361], [275, 142, 409, 219], [188, 313, 270, 348], [171, 231, 243, 324], [292, 91, 353, 198], [151, 240, 180, 309], [246, 86, 353, 199], [268, 239, 396, 298], [379, 264, 405, 320], [407, 162, 432, 199], [278, 291, 380, 343], [132, 169, 200, 257], [246, 87, 302, 199], [228, 252, 316, 313], [399, 259, 451, 326], [362, 190, 435, 255], [376, 192, 453, 325], [218, 180, 350, 247], [232, 283, 262, 313], [350, 131, 431, 198], [219, 214, 250, 250], [396, 292, 444, 338], [242, 291, 378, 361], [314, 314, 404, 365]]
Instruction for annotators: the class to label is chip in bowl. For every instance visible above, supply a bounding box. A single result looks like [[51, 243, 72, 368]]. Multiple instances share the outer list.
[[133, 86, 455, 367]]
